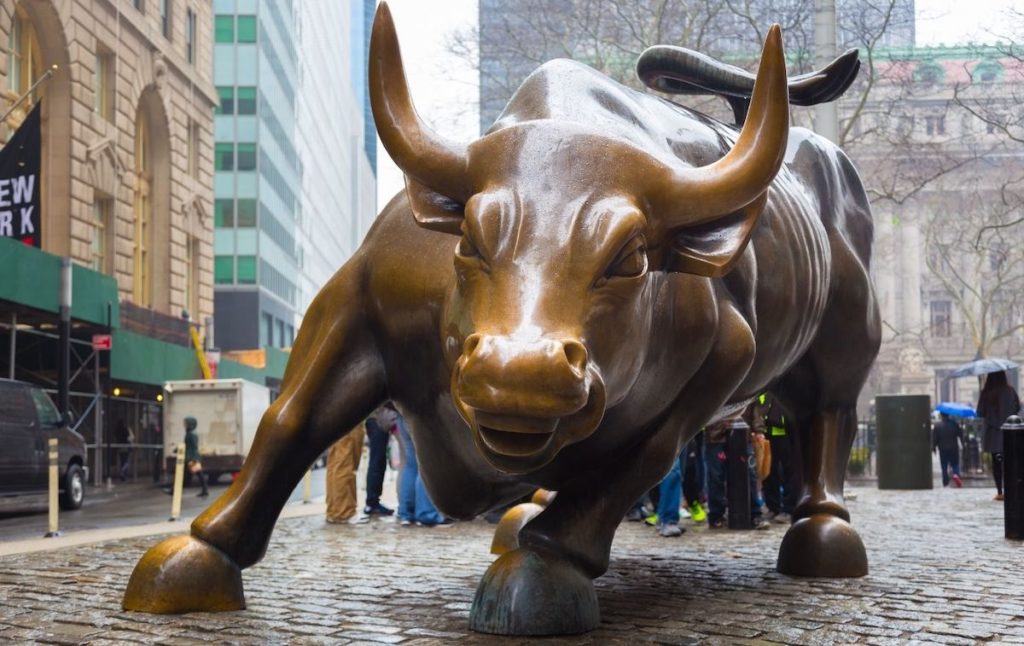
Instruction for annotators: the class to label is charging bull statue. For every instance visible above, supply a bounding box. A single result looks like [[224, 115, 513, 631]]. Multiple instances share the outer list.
[[123, 3, 880, 636]]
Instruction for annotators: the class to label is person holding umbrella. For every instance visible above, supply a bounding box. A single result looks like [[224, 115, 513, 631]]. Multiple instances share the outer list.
[[976, 371, 1021, 501]]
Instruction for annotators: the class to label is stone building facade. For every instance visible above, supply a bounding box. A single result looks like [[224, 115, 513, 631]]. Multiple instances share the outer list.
[[843, 47, 1024, 408], [1, 0, 217, 324]]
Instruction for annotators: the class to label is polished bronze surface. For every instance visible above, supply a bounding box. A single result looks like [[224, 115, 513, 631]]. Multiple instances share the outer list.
[[491, 502, 545, 556], [124, 2, 880, 635]]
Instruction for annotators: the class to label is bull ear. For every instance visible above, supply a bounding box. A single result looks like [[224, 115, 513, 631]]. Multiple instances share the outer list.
[[405, 176, 465, 235], [665, 192, 767, 277]]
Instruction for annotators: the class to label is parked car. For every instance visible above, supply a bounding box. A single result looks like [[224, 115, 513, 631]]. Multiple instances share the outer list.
[[0, 378, 88, 510]]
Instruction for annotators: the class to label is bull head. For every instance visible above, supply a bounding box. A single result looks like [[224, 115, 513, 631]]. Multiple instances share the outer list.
[[370, 3, 789, 474]]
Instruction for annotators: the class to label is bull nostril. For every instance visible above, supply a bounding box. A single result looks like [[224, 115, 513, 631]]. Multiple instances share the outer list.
[[463, 333, 482, 357], [562, 340, 588, 375]]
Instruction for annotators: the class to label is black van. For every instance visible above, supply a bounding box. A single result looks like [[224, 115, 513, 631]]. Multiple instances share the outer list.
[[0, 379, 88, 509]]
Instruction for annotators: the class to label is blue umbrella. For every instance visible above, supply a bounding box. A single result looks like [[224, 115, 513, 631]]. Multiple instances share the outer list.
[[946, 357, 1018, 379], [935, 402, 975, 418]]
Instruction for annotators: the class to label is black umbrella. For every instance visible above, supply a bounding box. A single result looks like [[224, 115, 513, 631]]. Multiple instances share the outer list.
[[946, 357, 1019, 379]]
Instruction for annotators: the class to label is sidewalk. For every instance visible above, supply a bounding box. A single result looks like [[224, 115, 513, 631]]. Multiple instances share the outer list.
[[1, 484, 1022, 644]]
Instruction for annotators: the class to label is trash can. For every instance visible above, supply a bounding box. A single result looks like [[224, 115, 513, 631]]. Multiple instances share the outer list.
[[1003, 415, 1024, 540], [875, 394, 933, 489]]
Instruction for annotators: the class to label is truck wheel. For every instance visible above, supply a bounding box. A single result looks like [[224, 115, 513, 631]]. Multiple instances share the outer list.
[[60, 464, 85, 510], [206, 472, 221, 485]]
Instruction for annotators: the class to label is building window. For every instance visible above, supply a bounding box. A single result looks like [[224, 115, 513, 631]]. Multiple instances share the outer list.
[[92, 198, 112, 273], [236, 143, 256, 171], [236, 87, 256, 115], [276, 319, 285, 348], [925, 115, 945, 136], [214, 199, 234, 227], [187, 120, 200, 178], [94, 48, 114, 122], [215, 143, 234, 171], [133, 116, 152, 306], [134, 0, 144, 11], [214, 15, 234, 43], [237, 16, 257, 43], [215, 86, 234, 114], [237, 255, 257, 283], [236, 198, 257, 227], [186, 8, 196, 64], [160, 0, 171, 39], [185, 235, 200, 317], [261, 312, 273, 347], [214, 256, 234, 284], [7, 7, 41, 101], [930, 300, 952, 337]]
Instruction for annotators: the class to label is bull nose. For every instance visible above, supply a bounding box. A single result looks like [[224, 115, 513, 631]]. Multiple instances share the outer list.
[[459, 334, 590, 417]]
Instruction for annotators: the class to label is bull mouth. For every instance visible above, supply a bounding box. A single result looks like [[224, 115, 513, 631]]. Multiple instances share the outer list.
[[451, 367, 607, 475], [475, 412, 558, 457]]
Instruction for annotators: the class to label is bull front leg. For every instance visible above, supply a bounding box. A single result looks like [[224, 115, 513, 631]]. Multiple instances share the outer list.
[[123, 264, 386, 613], [470, 303, 755, 636], [776, 405, 868, 577], [470, 422, 681, 636]]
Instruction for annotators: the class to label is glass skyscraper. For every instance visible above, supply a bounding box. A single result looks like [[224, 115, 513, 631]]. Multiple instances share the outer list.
[[212, 0, 376, 351]]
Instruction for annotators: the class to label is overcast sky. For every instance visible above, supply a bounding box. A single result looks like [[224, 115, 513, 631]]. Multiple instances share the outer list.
[[374, 0, 1020, 206]]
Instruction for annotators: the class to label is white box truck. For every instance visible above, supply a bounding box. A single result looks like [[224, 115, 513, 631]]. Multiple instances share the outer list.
[[162, 379, 270, 483]]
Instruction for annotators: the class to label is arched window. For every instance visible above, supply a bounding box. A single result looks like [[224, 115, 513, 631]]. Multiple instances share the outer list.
[[133, 113, 151, 306], [3, 5, 43, 142], [6, 6, 42, 99]]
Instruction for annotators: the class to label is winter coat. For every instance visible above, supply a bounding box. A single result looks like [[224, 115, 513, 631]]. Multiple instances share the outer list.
[[932, 418, 963, 454], [977, 385, 1020, 453]]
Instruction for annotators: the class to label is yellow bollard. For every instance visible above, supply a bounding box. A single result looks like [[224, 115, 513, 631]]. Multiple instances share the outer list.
[[303, 470, 312, 504], [170, 443, 185, 521], [44, 438, 60, 538]]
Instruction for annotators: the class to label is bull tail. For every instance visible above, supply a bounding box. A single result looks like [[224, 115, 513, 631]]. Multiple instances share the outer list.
[[636, 46, 860, 125]]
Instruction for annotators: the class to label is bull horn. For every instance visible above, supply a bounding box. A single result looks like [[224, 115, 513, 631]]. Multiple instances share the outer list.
[[653, 24, 789, 227], [369, 3, 470, 201]]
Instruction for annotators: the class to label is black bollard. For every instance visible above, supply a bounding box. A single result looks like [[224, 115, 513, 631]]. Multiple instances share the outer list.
[[1003, 415, 1024, 540], [726, 418, 752, 529]]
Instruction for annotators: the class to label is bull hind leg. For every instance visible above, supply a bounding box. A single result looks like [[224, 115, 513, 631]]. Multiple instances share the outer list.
[[775, 404, 868, 577], [123, 266, 385, 613], [775, 248, 881, 578]]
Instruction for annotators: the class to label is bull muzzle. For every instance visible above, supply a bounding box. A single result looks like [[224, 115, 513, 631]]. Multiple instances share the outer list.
[[453, 334, 606, 474]]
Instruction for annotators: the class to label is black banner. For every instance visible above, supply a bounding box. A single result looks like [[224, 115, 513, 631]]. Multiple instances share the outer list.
[[0, 101, 41, 247]]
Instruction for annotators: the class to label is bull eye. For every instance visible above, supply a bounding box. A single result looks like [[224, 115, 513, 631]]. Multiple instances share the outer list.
[[604, 237, 648, 281]]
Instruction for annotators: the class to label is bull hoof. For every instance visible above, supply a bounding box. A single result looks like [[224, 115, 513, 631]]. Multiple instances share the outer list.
[[469, 548, 599, 635], [490, 502, 545, 556], [123, 534, 245, 613], [776, 514, 868, 578]]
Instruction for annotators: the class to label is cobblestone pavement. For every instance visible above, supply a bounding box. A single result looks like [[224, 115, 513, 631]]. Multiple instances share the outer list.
[[1, 484, 1023, 644]]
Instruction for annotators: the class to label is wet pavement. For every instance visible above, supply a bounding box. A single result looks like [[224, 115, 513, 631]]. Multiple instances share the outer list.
[[1, 483, 1022, 644], [0, 469, 329, 542]]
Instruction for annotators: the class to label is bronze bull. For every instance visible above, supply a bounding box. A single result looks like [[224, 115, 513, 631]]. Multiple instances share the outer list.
[[123, 3, 880, 636]]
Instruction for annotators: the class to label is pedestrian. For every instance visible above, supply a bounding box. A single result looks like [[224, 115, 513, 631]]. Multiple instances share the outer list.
[[114, 419, 134, 482], [184, 416, 208, 498], [395, 411, 450, 527], [704, 413, 770, 530], [759, 393, 799, 523], [932, 412, 964, 488], [976, 370, 1021, 501], [650, 440, 706, 537], [364, 403, 396, 516], [325, 422, 368, 524]]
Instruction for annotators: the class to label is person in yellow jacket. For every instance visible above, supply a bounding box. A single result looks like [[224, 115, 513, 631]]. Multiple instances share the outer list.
[[758, 393, 800, 524]]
